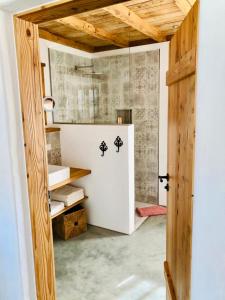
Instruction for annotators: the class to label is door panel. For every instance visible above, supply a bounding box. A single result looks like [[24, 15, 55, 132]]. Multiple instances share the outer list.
[[165, 2, 199, 299]]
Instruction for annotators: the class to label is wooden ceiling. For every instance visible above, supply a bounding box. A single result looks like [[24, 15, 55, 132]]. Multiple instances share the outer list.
[[18, 0, 196, 53]]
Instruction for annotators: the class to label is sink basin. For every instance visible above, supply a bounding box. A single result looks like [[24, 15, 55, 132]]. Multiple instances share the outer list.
[[48, 165, 70, 187]]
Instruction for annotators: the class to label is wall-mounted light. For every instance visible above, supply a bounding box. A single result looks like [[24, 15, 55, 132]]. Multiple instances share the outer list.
[[43, 96, 55, 112]]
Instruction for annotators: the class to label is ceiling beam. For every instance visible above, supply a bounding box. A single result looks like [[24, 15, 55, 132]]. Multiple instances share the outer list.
[[39, 29, 94, 53], [17, 0, 131, 24], [56, 16, 128, 48], [94, 38, 156, 52], [175, 0, 192, 14], [104, 4, 166, 42]]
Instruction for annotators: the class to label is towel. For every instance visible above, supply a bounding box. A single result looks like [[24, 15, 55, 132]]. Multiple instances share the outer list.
[[136, 205, 167, 217]]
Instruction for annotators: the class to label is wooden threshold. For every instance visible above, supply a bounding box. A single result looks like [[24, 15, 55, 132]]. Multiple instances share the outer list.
[[51, 196, 88, 219], [48, 167, 91, 191], [45, 127, 61, 133]]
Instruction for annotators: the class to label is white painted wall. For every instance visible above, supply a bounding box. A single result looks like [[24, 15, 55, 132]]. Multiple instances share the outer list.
[[0, 10, 36, 300], [158, 43, 169, 206], [191, 1, 225, 299], [59, 124, 135, 234], [0, 0, 56, 13]]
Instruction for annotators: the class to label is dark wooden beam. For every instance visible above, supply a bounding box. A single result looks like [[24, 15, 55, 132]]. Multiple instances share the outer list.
[[93, 38, 157, 52], [39, 29, 94, 52], [94, 45, 120, 52], [129, 38, 155, 47], [17, 0, 131, 24]]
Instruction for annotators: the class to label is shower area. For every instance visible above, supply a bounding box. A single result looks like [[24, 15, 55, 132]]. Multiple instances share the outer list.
[[49, 47, 160, 209]]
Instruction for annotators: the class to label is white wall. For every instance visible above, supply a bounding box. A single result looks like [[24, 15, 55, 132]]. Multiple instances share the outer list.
[[0, 10, 36, 300], [59, 124, 135, 234], [191, 1, 225, 299], [158, 43, 169, 206]]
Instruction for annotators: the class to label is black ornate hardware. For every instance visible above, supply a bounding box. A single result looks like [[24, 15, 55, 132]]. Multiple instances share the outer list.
[[158, 173, 170, 183], [99, 141, 108, 157], [114, 136, 123, 152], [164, 183, 169, 192]]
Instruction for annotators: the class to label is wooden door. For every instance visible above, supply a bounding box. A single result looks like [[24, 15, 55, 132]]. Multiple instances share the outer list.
[[164, 2, 199, 300]]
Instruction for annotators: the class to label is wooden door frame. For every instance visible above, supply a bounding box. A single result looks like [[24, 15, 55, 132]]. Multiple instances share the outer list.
[[13, 1, 195, 299], [14, 1, 133, 299], [14, 17, 56, 299]]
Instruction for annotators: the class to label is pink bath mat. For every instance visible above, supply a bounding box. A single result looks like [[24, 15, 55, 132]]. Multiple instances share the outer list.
[[136, 205, 167, 217]]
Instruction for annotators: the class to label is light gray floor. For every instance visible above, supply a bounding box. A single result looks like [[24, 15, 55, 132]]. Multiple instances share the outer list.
[[54, 216, 166, 300]]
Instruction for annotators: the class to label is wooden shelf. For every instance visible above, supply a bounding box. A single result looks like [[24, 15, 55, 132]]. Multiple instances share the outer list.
[[48, 167, 91, 191], [51, 196, 88, 219], [45, 127, 61, 133]]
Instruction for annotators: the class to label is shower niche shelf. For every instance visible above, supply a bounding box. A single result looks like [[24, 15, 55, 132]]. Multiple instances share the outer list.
[[116, 109, 132, 124]]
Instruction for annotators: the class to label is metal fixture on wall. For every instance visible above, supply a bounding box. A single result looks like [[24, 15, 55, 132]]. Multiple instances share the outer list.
[[99, 141, 108, 157], [74, 64, 104, 76], [43, 96, 55, 112], [114, 136, 123, 153]]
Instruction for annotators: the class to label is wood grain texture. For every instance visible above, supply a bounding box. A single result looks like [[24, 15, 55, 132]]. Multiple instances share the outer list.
[[14, 18, 56, 300], [164, 261, 176, 300], [166, 47, 196, 85], [39, 28, 94, 52], [45, 127, 61, 133], [166, 2, 198, 299], [48, 167, 91, 191], [175, 0, 192, 14], [17, 0, 131, 24], [51, 196, 88, 219], [56, 16, 128, 47], [18, 0, 196, 52], [104, 4, 166, 42]]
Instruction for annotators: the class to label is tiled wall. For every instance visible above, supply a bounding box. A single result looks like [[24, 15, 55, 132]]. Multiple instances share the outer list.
[[49, 50, 94, 123], [46, 132, 61, 165], [49, 49, 160, 203]]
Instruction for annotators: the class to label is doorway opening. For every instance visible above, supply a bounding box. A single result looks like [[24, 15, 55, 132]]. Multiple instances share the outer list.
[[14, 0, 196, 299]]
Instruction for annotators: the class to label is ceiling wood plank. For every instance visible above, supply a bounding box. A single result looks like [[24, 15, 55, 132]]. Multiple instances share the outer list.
[[17, 0, 131, 24], [104, 4, 166, 42], [175, 0, 192, 14], [39, 29, 94, 52], [56, 16, 128, 47], [187, 0, 196, 5]]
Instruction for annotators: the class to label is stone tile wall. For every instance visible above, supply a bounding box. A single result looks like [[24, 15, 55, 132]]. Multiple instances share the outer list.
[[93, 51, 160, 203], [49, 49, 94, 123], [46, 132, 62, 165], [49, 49, 160, 203]]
